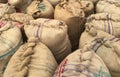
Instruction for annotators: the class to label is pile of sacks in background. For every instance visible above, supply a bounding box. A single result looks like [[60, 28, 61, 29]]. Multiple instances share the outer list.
[[0, 0, 120, 77]]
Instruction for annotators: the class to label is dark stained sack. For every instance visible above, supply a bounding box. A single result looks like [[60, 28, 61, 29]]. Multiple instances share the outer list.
[[0, 0, 7, 3], [3, 37, 58, 77], [26, 0, 54, 19], [55, 0, 94, 50], [0, 20, 22, 77], [24, 18, 72, 63], [54, 44, 111, 77]]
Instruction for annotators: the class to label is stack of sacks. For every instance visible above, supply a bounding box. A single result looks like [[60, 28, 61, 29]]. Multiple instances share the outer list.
[[26, 0, 54, 19], [24, 18, 71, 63], [85, 36, 120, 77], [0, 3, 16, 18], [54, 42, 111, 77], [0, 20, 22, 77], [3, 37, 58, 77], [2, 13, 34, 28], [8, 0, 32, 12], [96, 0, 120, 14], [54, 0, 94, 50]]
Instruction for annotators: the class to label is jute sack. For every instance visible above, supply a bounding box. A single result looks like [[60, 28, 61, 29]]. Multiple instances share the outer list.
[[54, 1, 88, 50], [2, 13, 34, 28], [0, 21, 22, 77], [24, 18, 72, 63], [85, 13, 120, 38], [26, 0, 54, 19], [54, 44, 111, 77], [79, 27, 112, 48], [87, 36, 120, 77], [8, 0, 32, 12], [3, 37, 58, 77], [96, 0, 120, 14], [0, 3, 16, 18]]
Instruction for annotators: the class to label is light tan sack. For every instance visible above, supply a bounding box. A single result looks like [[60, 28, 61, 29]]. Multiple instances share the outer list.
[[54, 44, 111, 77], [8, 0, 32, 12], [0, 3, 16, 18], [3, 37, 58, 77], [26, 0, 54, 19], [87, 36, 120, 77], [0, 21, 22, 77], [79, 27, 112, 48], [24, 18, 71, 63], [86, 13, 120, 38], [96, 0, 120, 14], [55, 1, 90, 50], [2, 13, 34, 28]]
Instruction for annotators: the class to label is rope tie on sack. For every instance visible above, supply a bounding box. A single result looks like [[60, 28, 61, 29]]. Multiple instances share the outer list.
[[13, 37, 38, 77]]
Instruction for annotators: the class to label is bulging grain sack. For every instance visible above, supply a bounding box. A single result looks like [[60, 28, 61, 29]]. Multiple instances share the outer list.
[[0, 21, 22, 77], [54, 44, 111, 77], [0, 3, 16, 18], [3, 37, 58, 77], [8, 0, 32, 12], [55, 1, 91, 50], [79, 27, 112, 48], [86, 13, 120, 38], [2, 13, 34, 28], [96, 0, 120, 14], [88, 37, 120, 77], [26, 0, 54, 19], [24, 18, 71, 63]]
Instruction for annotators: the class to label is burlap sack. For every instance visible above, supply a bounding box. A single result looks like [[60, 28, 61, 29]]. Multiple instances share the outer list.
[[0, 3, 16, 18], [2, 13, 34, 28], [79, 27, 112, 48], [54, 44, 111, 77], [8, 0, 32, 12], [0, 21, 22, 77], [86, 36, 120, 77], [54, 1, 87, 50], [24, 18, 72, 63], [96, 0, 120, 14], [85, 13, 120, 38], [26, 0, 54, 19], [3, 37, 58, 77]]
